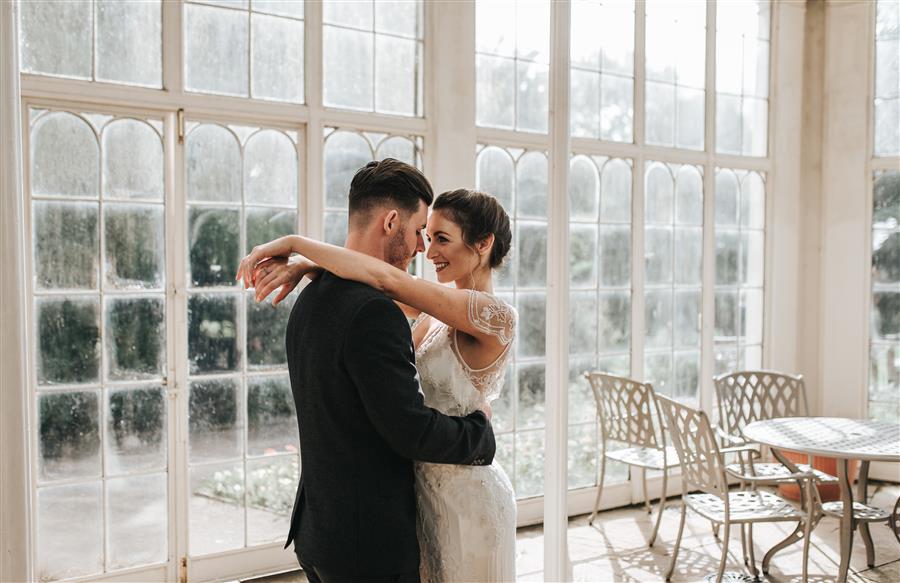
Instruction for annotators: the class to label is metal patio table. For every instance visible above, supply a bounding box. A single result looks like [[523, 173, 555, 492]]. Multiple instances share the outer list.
[[743, 417, 900, 583]]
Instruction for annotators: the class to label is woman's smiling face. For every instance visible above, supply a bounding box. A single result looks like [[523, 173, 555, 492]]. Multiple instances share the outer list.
[[425, 210, 480, 284]]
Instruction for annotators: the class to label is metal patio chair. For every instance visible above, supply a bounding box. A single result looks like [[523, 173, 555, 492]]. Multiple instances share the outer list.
[[656, 394, 816, 583], [714, 370, 837, 576], [584, 372, 679, 547]]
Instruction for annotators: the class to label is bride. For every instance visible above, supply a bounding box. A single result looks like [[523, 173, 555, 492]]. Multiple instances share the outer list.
[[237, 188, 518, 582]]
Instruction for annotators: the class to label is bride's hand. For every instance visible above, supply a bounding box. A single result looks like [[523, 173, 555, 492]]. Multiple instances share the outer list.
[[252, 256, 321, 306], [236, 236, 297, 289]]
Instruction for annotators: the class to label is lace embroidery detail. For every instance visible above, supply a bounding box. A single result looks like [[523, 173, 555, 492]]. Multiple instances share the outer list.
[[467, 290, 516, 346]]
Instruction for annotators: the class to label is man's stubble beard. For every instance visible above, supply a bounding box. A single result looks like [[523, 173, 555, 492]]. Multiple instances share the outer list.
[[386, 225, 415, 270]]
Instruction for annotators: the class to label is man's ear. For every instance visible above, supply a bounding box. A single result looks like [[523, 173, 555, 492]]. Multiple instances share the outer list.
[[382, 209, 399, 234]]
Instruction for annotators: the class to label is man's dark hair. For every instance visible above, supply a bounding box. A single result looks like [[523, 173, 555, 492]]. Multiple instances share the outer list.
[[347, 158, 434, 228]]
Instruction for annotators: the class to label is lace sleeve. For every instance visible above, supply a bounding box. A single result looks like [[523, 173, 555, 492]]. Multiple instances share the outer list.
[[467, 290, 517, 346]]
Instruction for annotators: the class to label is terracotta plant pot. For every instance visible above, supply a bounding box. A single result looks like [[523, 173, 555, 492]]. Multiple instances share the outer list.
[[777, 450, 859, 502]]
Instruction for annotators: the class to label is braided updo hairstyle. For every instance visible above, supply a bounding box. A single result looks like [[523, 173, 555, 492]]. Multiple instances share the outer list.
[[431, 189, 512, 269]]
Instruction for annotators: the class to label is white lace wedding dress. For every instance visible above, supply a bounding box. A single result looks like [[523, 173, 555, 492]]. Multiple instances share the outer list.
[[412, 290, 517, 583]]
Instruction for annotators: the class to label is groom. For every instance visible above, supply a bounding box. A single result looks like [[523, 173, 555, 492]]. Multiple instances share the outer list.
[[279, 159, 496, 583]]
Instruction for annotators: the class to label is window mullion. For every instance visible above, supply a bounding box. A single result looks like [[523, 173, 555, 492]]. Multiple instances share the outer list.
[[700, 0, 717, 414], [161, 0, 183, 95]]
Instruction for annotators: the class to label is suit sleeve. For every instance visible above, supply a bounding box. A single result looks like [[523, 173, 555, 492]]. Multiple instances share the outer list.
[[344, 296, 496, 465]]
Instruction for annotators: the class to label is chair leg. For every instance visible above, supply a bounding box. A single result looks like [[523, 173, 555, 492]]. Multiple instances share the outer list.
[[716, 520, 731, 583], [642, 467, 652, 514], [649, 466, 669, 547], [802, 481, 814, 583], [712, 521, 720, 539], [589, 456, 607, 526], [746, 523, 758, 579], [665, 500, 688, 581], [740, 523, 748, 566]]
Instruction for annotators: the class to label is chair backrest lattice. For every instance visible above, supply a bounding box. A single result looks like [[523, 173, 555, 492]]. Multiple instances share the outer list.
[[714, 370, 809, 442], [657, 394, 729, 498], [585, 372, 665, 451]]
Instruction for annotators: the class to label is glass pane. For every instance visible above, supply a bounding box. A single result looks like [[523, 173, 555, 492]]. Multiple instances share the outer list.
[[37, 483, 102, 581], [569, 291, 598, 354], [569, 156, 599, 220], [741, 230, 765, 286], [644, 351, 672, 395], [477, 147, 515, 210], [568, 357, 596, 424], [601, 158, 632, 223], [104, 204, 165, 289], [645, 81, 675, 147], [190, 462, 245, 555], [517, 152, 548, 218], [676, 87, 704, 150], [517, 293, 547, 358], [375, 35, 420, 116], [253, 0, 305, 18], [188, 294, 240, 373], [517, 363, 546, 429], [323, 0, 372, 29], [716, 170, 740, 226], [715, 290, 738, 340], [742, 97, 768, 156], [872, 291, 900, 341], [517, 61, 549, 133], [492, 365, 514, 433], [476, 0, 515, 57], [96, 0, 162, 87], [674, 289, 701, 347], [598, 290, 630, 353], [644, 226, 672, 285], [251, 14, 304, 103], [517, 223, 547, 287], [376, 136, 417, 165], [189, 207, 240, 287], [102, 119, 164, 200], [247, 455, 299, 544], [569, 225, 598, 287], [741, 172, 766, 228], [516, 0, 550, 63], [184, 3, 249, 96], [874, 231, 900, 284], [107, 386, 166, 473], [186, 124, 242, 203], [870, 342, 900, 401], [876, 38, 899, 100], [874, 171, 900, 228], [674, 227, 702, 284], [34, 201, 99, 290], [20, 0, 92, 79], [375, 0, 421, 37], [107, 474, 167, 569], [716, 230, 740, 285], [568, 423, 598, 489], [323, 26, 373, 111], [571, 69, 600, 138], [875, 98, 900, 156], [324, 211, 348, 245], [31, 112, 99, 198], [515, 430, 545, 498], [190, 378, 242, 462], [741, 288, 764, 344], [247, 292, 294, 368], [601, 74, 634, 143], [248, 375, 297, 455], [645, 163, 673, 224], [716, 94, 742, 155], [476, 55, 516, 129], [106, 296, 165, 380], [37, 298, 100, 385], [599, 225, 630, 287], [247, 208, 296, 252], [39, 390, 101, 480], [644, 290, 672, 349], [324, 132, 372, 209], [674, 351, 700, 399], [245, 130, 298, 205], [675, 166, 703, 225]]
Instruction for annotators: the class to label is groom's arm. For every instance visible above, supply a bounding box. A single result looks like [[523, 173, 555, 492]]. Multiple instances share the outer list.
[[344, 295, 495, 466]]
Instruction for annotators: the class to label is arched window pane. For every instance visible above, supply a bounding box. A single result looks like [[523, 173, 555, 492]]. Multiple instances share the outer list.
[[31, 112, 99, 198], [186, 124, 242, 203], [245, 130, 298, 206], [102, 119, 163, 201], [324, 132, 374, 210]]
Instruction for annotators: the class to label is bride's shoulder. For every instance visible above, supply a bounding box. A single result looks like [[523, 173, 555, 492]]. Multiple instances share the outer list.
[[466, 290, 517, 346]]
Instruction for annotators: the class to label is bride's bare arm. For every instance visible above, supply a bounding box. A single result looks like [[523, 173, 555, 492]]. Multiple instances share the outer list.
[[238, 235, 504, 345]]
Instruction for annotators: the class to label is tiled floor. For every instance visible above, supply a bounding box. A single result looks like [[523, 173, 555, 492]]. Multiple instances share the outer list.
[[249, 482, 900, 582]]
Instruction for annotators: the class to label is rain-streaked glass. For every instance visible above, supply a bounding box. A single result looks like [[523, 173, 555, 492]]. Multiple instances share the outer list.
[[599, 225, 631, 287], [376, 35, 420, 116], [601, 158, 632, 223], [189, 462, 244, 555], [37, 483, 102, 581], [34, 201, 99, 290], [247, 208, 296, 252], [106, 474, 167, 569], [247, 293, 294, 368], [517, 363, 546, 430], [107, 386, 166, 473], [598, 291, 630, 353], [20, 0, 92, 79], [324, 132, 372, 209], [96, 0, 163, 87], [477, 147, 515, 210], [106, 297, 165, 380], [189, 378, 242, 462], [569, 156, 600, 220], [251, 14, 304, 103], [37, 298, 100, 385], [324, 26, 373, 111], [569, 225, 598, 287], [569, 291, 598, 354], [188, 294, 239, 373], [189, 207, 239, 287], [31, 112, 99, 198], [187, 124, 242, 203], [184, 3, 249, 97], [102, 119, 163, 200], [516, 152, 548, 218], [644, 226, 672, 285], [248, 375, 298, 455], [245, 130, 298, 206], [516, 223, 547, 287], [476, 55, 516, 129], [644, 289, 673, 349], [39, 390, 101, 480], [104, 204, 165, 290], [517, 293, 547, 358]]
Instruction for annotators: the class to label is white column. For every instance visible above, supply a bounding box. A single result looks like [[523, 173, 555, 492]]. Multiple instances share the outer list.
[[544, 0, 571, 580], [0, 1, 32, 581], [818, 0, 872, 417]]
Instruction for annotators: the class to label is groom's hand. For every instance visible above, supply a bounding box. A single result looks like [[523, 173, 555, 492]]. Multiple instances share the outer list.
[[480, 402, 492, 421]]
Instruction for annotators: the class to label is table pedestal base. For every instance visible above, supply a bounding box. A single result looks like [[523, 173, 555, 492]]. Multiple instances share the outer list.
[[702, 571, 756, 583]]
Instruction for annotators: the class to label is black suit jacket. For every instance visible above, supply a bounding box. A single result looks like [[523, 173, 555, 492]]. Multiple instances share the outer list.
[[283, 272, 496, 577]]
